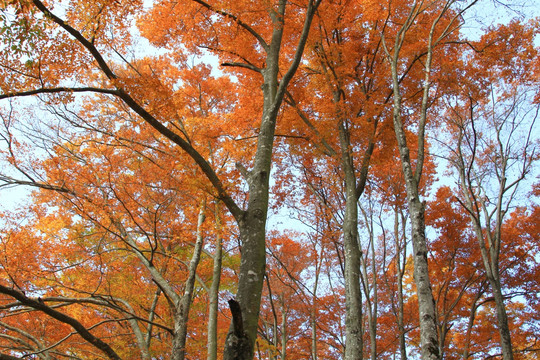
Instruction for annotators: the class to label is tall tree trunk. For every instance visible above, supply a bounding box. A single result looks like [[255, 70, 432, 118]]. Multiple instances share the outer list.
[[359, 203, 377, 360], [388, 83, 440, 359], [335, 88, 379, 360], [470, 221, 514, 360], [207, 203, 223, 360], [339, 120, 364, 360], [311, 258, 320, 360], [457, 150, 514, 360], [408, 197, 439, 360], [491, 278, 513, 360], [395, 208, 408, 360], [384, 26, 441, 360], [311, 311, 318, 360], [172, 199, 207, 360], [223, 2, 321, 358], [280, 305, 287, 360], [223, 43, 283, 358], [381, 3, 454, 355], [461, 284, 485, 359]]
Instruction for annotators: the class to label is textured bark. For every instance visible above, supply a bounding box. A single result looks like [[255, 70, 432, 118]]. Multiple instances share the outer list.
[[311, 264, 320, 360], [383, 4, 442, 357], [223, 102, 271, 360], [468, 216, 514, 360], [223, 2, 321, 358], [339, 121, 364, 360], [491, 281, 513, 360], [359, 208, 377, 360], [171, 200, 206, 360], [331, 76, 379, 359], [395, 209, 408, 360], [408, 199, 440, 360], [280, 306, 287, 360], [207, 205, 223, 360], [225, 299, 251, 359], [461, 284, 485, 359], [388, 77, 440, 360]]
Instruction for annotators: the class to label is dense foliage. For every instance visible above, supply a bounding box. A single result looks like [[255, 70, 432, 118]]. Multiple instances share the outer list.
[[0, 0, 538, 359]]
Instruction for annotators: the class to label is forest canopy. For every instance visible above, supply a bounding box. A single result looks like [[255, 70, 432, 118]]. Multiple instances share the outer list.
[[0, 0, 539, 359]]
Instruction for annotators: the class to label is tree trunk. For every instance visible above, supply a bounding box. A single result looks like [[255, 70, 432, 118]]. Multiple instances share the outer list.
[[171, 199, 207, 360], [223, 2, 320, 358], [223, 192, 269, 360], [461, 284, 484, 359], [385, 16, 441, 358], [207, 204, 223, 360], [311, 260, 320, 360], [223, 12, 286, 357], [395, 209, 408, 360], [339, 121, 364, 360], [409, 197, 440, 360], [462, 173, 514, 360], [387, 56, 440, 360], [280, 306, 287, 360], [491, 279, 513, 360], [388, 82, 440, 360], [361, 203, 378, 360]]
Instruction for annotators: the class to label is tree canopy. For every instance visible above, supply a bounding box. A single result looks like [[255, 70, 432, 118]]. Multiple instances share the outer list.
[[0, 0, 539, 359]]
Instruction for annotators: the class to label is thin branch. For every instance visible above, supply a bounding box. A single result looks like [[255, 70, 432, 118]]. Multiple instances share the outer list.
[[191, 0, 269, 51]]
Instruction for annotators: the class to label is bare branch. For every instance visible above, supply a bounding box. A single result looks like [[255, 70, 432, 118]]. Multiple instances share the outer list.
[[0, 87, 118, 100]]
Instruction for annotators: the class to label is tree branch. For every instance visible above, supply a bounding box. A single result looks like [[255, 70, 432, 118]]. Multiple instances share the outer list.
[[0, 87, 118, 100], [28, 0, 244, 222], [191, 0, 269, 51], [0, 284, 122, 360]]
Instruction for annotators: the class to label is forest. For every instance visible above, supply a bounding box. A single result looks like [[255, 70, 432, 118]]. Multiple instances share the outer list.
[[0, 0, 539, 359]]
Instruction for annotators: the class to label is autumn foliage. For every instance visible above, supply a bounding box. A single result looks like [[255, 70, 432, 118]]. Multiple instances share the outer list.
[[0, 0, 539, 359]]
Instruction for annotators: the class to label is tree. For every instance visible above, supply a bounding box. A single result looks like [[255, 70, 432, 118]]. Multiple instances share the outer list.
[[439, 19, 539, 359], [0, 0, 321, 358], [380, 1, 478, 358], [1, 0, 539, 359], [426, 186, 486, 359]]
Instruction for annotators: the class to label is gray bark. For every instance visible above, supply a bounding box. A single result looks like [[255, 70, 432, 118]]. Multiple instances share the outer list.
[[359, 203, 378, 360], [452, 104, 526, 360], [207, 204, 223, 360], [461, 282, 486, 359], [171, 200, 207, 360], [386, 71, 440, 359], [459, 177, 514, 360], [145, 289, 161, 353], [280, 305, 287, 360], [382, 4, 442, 358], [339, 121, 364, 360], [379, 1, 477, 356], [223, 2, 321, 359], [395, 209, 408, 360], [311, 255, 320, 360]]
